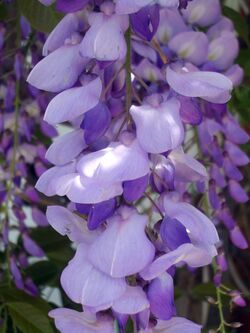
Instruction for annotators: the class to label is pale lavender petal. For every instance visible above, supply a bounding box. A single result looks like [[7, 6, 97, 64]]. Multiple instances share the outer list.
[[207, 17, 234, 40], [208, 32, 239, 71], [112, 286, 149, 315], [28, 45, 87, 93], [166, 65, 233, 104], [181, 0, 221, 27], [66, 176, 123, 204], [49, 308, 114, 333], [224, 65, 244, 87], [140, 243, 216, 280], [44, 77, 102, 124], [77, 138, 149, 183], [43, 13, 79, 55], [116, 0, 152, 15], [156, 8, 188, 44], [229, 180, 249, 203], [35, 162, 76, 196], [148, 273, 176, 320], [89, 206, 155, 278], [154, 317, 201, 333], [61, 243, 126, 307], [169, 31, 209, 66], [46, 206, 99, 243], [168, 148, 207, 182], [46, 129, 87, 165], [134, 59, 164, 82], [80, 13, 128, 61], [223, 116, 249, 144], [130, 98, 184, 154]]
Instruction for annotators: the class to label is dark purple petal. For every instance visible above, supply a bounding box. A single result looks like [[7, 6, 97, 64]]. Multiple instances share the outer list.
[[229, 180, 249, 203], [148, 273, 176, 320], [82, 103, 111, 145], [123, 174, 149, 202], [88, 198, 116, 230], [160, 216, 191, 250], [56, 0, 89, 13], [131, 5, 159, 41], [178, 96, 203, 125]]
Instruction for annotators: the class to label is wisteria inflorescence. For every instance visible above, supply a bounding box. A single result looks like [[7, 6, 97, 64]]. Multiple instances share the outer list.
[[23, 0, 250, 332], [0, 14, 57, 295]]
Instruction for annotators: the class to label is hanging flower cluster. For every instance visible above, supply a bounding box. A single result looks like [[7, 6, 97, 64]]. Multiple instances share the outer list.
[[28, 0, 248, 331], [0, 16, 57, 295]]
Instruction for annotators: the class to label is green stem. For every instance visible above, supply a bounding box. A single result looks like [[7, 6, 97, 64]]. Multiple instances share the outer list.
[[216, 287, 226, 333], [125, 26, 132, 117]]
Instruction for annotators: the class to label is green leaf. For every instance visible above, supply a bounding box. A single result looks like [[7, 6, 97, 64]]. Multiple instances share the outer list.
[[25, 261, 59, 286], [18, 0, 63, 33], [223, 6, 249, 46], [7, 302, 54, 333], [114, 320, 120, 333]]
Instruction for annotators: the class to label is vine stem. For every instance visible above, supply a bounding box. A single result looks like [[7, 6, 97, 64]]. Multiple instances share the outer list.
[[114, 25, 132, 140], [216, 287, 226, 333]]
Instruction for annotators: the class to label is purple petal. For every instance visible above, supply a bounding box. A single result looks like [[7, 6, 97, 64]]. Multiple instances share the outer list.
[[208, 180, 220, 210], [88, 206, 155, 278], [160, 217, 191, 250], [56, 0, 89, 13], [38, 0, 55, 5], [46, 206, 99, 244], [61, 243, 126, 307], [224, 141, 249, 166], [229, 180, 249, 203], [82, 103, 111, 145], [44, 77, 102, 124], [151, 155, 175, 193], [27, 45, 87, 93], [22, 233, 45, 258], [148, 273, 176, 320], [31, 207, 49, 227], [88, 198, 117, 230], [166, 65, 233, 104], [112, 286, 149, 315], [130, 97, 184, 154], [10, 257, 24, 290], [46, 129, 87, 166], [49, 308, 114, 333], [223, 155, 243, 181], [210, 164, 226, 188], [223, 116, 249, 144], [123, 174, 149, 202], [230, 227, 248, 249], [169, 31, 209, 66], [43, 13, 79, 55], [207, 17, 234, 40]]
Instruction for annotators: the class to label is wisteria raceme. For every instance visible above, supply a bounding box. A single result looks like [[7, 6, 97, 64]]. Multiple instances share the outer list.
[[0, 15, 56, 295], [28, 0, 249, 332]]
